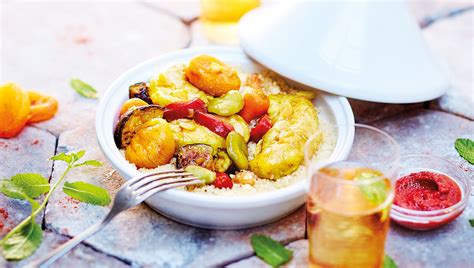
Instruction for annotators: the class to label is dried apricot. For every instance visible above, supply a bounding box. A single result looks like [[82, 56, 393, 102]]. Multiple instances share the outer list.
[[27, 90, 58, 123], [184, 55, 241, 97], [119, 98, 148, 116], [125, 118, 175, 168], [0, 83, 30, 138]]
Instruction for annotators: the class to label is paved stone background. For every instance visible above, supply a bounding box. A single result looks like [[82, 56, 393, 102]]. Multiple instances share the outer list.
[[1, 1, 473, 267]]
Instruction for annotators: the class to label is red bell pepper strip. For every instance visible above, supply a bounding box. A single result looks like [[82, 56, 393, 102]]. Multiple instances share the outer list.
[[239, 89, 270, 123], [213, 172, 233, 189], [163, 98, 206, 121], [250, 115, 272, 142], [194, 111, 234, 138]]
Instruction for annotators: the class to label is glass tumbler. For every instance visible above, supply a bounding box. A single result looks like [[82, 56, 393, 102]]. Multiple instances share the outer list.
[[305, 124, 400, 268], [200, 0, 260, 44]]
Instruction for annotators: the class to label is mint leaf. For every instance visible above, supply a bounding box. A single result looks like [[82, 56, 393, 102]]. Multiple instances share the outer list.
[[50, 152, 73, 164], [1, 180, 40, 210], [74, 160, 103, 167], [2, 219, 42, 261], [63, 181, 111, 206], [355, 172, 387, 205], [73, 150, 86, 161], [70, 78, 97, 99], [1, 180, 28, 200], [250, 234, 292, 267], [469, 219, 474, 227], [11, 173, 49, 198], [355, 171, 389, 221], [455, 138, 474, 164], [383, 254, 398, 268]]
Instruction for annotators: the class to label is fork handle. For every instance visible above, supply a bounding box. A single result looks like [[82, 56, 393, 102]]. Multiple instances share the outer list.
[[26, 214, 115, 268]]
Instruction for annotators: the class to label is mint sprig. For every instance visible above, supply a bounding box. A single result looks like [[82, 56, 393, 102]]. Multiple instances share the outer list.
[[70, 78, 98, 99], [0, 151, 108, 261], [455, 138, 474, 164], [250, 234, 293, 267], [355, 171, 389, 222], [469, 219, 474, 227]]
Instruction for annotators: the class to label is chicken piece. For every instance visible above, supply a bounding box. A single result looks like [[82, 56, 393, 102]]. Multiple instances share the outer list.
[[249, 94, 320, 179], [149, 64, 211, 106]]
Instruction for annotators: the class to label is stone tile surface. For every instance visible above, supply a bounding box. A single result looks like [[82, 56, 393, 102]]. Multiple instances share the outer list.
[[349, 99, 424, 124], [1, 1, 189, 135], [423, 11, 474, 119], [44, 125, 305, 267], [0, 127, 56, 236], [0, 231, 128, 267], [374, 109, 474, 171]]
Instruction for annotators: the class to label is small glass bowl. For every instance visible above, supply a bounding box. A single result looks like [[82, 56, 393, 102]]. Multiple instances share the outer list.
[[390, 154, 472, 231]]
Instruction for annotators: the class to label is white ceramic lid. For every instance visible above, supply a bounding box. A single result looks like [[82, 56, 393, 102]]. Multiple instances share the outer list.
[[238, 1, 450, 103]]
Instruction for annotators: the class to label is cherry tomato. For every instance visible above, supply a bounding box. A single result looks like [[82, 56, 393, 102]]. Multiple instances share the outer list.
[[163, 98, 206, 121], [194, 111, 234, 138], [213, 172, 233, 189], [239, 89, 269, 123], [250, 115, 272, 142]]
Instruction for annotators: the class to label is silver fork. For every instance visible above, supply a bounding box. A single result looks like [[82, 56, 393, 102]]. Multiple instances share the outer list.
[[27, 169, 201, 268]]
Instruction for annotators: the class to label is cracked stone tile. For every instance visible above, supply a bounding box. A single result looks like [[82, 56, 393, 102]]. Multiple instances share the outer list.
[[349, 99, 423, 123], [44, 125, 305, 267], [0, 231, 129, 267], [373, 109, 474, 171], [0, 126, 56, 237], [228, 239, 308, 268], [423, 11, 474, 119], [1, 1, 189, 135]]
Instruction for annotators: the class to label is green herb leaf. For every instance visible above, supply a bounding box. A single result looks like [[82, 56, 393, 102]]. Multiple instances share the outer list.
[[11, 173, 50, 198], [250, 234, 292, 267], [355, 172, 387, 205], [70, 78, 98, 99], [469, 219, 474, 227], [383, 254, 398, 268], [1, 180, 28, 200], [63, 181, 111, 206], [1, 180, 40, 210], [50, 152, 73, 164], [455, 138, 474, 164], [2, 219, 42, 261], [73, 150, 86, 161], [355, 171, 389, 221], [74, 160, 103, 167]]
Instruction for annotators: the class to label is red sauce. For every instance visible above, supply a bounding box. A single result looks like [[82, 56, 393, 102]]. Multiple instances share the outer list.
[[394, 171, 461, 211]]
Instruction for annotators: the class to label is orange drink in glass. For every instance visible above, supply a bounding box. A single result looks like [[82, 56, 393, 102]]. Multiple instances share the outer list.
[[200, 0, 260, 44], [305, 124, 399, 268]]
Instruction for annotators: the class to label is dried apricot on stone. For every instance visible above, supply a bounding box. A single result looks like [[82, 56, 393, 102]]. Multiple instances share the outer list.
[[185, 55, 241, 97], [27, 90, 58, 123], [0, 83, 30, 138]]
